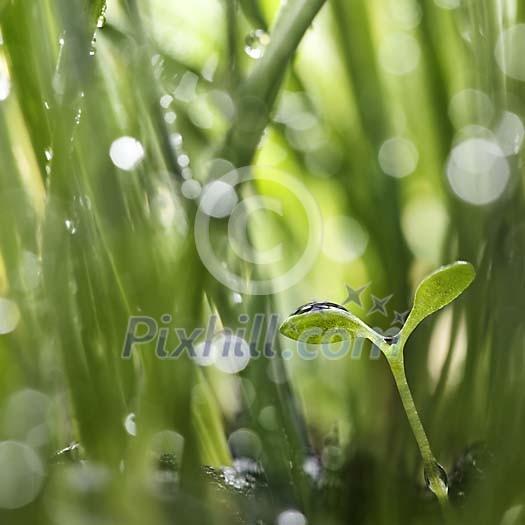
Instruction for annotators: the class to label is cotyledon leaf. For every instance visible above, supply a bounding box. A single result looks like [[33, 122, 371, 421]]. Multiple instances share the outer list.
[[279, 301, 384, 346], [399, 261, 475, 347]]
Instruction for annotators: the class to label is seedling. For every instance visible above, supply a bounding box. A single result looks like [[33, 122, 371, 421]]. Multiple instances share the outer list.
[[280, 261, 476, 505]]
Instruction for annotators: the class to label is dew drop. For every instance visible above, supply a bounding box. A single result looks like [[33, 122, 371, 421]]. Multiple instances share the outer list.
[[65, 219, 77, 235], [96, 15, 106, 28], [424, 462, 449, 496], [124, 413, 136, 436], [74, 107, 82, 125], [244, 29, 271, 59], [73, 194, 91, 210], [89, 36, 96, 56]]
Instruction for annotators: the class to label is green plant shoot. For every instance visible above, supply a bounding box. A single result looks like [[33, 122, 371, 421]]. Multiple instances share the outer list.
[[279, 261, 476, 505]]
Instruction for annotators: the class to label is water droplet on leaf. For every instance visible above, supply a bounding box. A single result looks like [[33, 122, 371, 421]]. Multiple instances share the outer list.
[[424, 462, 449, 496], [124, 413, 136, 436], [244, 30, 271, 59], [65, 219, 77, 235]]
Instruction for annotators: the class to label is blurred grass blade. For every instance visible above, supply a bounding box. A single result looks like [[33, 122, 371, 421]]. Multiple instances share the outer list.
[[223, 0, 327, 166]]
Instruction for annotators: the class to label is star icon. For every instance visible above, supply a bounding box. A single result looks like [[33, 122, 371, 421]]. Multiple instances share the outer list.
[[342, 282, 370, 308], [367, 294, 393, 317], [392, 310, 409, 326]]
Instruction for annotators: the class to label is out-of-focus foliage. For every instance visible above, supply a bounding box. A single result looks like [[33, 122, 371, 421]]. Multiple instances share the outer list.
[[0, 0, 524, 524]]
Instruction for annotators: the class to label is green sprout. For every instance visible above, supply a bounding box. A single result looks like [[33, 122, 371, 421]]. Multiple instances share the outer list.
[[280, 261, 476, 505]]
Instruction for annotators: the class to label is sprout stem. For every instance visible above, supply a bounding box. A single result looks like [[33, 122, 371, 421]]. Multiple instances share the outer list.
[[387, 351, 449, 506]]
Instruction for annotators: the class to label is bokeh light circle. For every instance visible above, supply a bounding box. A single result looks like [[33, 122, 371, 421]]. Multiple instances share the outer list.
[[446, 137, 510, 205]]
